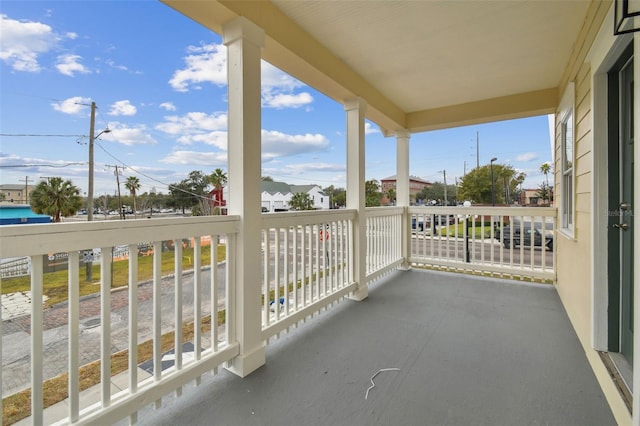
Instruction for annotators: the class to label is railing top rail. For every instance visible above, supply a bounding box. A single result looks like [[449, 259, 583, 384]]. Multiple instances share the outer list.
[[261, 209, 356, 229], [408, 206, 557, 218], [0, 215, 241, 259], [365, 206, 404, 217]]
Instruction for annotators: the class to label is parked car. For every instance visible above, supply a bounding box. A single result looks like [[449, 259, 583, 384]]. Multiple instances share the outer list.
[[500, 219, 553, 250]]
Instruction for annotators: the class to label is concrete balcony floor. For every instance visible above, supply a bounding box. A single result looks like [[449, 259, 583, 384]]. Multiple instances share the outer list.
[[131, 269, 615, 426]]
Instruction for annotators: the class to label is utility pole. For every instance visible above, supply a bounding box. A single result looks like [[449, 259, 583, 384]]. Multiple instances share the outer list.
[[106, 165, 125, 219], [85, 102, 111, 221], [438, 170, 448, 206], [463, 161, 467, 176], [22, 176, 33, 204], [476, 131, 480, 169], [88, 102, 96, 221]]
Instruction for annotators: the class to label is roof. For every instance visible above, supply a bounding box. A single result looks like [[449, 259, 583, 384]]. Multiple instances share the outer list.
[[290, 184, 323, 195], [0, 205, 52, 225], [381, 175, 431, 185], [162, 0, 595, 135], [0, 184, 27, 191], [261, 181, 293, 195]]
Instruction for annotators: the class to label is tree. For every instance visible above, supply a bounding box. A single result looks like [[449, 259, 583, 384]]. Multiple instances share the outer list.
[[289, 192, 314, 210], [540, 162, 552, 186], [208, 168, 228, 215], [417, 182, 458, 205], [386, 188, 396, 205], [168, 170, 211, 215], [124, 176, 141, 218], [365, 179, 382, 207], [537, 182, 551, 205], [30, 177, 82, 222], [458, 164, 523, 204], [262, 176, 274, 182], [323, 185, 346, 208]]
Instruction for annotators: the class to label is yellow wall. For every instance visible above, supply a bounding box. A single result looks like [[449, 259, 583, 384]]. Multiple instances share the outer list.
[[553, 1, 631, 423]]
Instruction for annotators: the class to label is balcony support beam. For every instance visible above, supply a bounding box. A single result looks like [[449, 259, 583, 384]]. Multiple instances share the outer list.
[[223, 16, 266, 377], [633, 31, 640, 426], [345, 98, 368, 300], [395, 130, 411, 270]]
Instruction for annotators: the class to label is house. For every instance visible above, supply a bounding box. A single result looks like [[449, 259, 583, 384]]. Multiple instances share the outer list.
[[520, 187, 554, 206], [261, 181, 329, 211], [380, 174, 432, 205], [1, 1, 637, 424], [0, 184, 35, 204]]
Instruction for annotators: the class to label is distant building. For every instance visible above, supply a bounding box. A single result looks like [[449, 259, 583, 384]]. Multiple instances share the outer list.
[[380, 175, 432, 205], [0, 184, 35, 204], [261, 181, 329, 212], [520, 188, 553, 206]]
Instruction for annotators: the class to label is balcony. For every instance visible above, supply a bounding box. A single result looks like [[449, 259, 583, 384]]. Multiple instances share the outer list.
[[0, 206, 614, 424]]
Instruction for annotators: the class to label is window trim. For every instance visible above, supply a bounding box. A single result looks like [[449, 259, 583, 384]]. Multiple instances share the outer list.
[[558, 82, 575, 238]]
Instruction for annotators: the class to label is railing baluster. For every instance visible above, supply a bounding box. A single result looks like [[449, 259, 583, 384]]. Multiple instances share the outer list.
[[174, 240, 183, 397], [211, 235, 219, 356], [194, 237, 202, 373], [68, 251, 80, 422], [152, 241, 162, 409], [30, 255, 44, 425], [275, 228, 281, 321], [284, 227, 290, 315], [128, 243, 139, 424], [100, 246, 112, 408], [263, 229, 270, 326]]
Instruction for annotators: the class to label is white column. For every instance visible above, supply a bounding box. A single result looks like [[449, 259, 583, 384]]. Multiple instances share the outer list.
[[396, 130, 411, 270], [632, 30, 639, 425], [223, 16, 266, 377], [345, 98, 368, 301]]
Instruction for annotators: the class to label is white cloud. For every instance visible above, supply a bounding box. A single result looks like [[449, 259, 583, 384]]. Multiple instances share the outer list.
[[160, 150, 227, 166], [51, 96, 92, 115], [169, 43, 227, 92], [109, 100, 137, 116], [159, 102, 176, 111], [170, 42, 312, 109], [0, 14, 63, 72], [271, 162, 345, 174], [365, 122, 380, 134], [55, 53, 90, 76], [156, 111, 228, 149], [99, 122, 157, 146], [262, 130, 329, 160], [263, 92, 313, 109], [514, 152, 539, 162]]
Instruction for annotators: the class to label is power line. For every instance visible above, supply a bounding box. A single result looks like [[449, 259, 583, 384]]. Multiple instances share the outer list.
[[0, 162, 86, 168], [94, 141, 213, 200], [0, 133, 86, 137]]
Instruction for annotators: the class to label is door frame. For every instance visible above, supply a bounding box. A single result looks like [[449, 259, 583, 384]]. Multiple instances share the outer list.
[[590, 9, 638, 419]]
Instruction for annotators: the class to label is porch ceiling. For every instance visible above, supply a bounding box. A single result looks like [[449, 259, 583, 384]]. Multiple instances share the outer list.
[[161, 0, 593, 134]]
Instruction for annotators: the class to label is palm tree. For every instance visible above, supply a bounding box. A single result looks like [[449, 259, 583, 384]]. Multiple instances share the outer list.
[[30, 177, 82, 222], [540, 162, 552, 186], [208, 168, 228, 214], [125, 176, 141, 218], [289, 192, 314, 210]]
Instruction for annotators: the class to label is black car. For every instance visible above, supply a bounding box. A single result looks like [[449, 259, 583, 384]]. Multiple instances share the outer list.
[[500, 220, 553, 250]]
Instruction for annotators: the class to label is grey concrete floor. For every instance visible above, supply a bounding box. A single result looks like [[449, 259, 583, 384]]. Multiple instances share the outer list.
[[130, 269, 615, 426]]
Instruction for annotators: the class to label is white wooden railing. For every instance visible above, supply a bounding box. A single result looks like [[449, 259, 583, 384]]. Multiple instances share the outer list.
[[260, 210, 356, 340], [365, 207, 404, 282], [408, 206, 556, 281], [0, 216, 240, 425]]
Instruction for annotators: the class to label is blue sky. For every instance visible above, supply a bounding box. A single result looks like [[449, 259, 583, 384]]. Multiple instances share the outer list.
[[0, 1, 553, 197]]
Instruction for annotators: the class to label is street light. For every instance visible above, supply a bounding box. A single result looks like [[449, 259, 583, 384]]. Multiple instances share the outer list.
[[87, 101, 111, 221], [490, 157, 497, 206]]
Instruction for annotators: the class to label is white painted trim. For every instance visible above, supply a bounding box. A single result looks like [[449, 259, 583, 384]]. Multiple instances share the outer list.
[[632, 29, 639, 426], [558, 81, 575, 238], [588, 4, 635, 354]]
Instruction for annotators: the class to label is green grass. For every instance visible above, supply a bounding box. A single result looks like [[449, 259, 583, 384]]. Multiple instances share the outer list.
[[1, 245, 227, 307], [437, 223, 496, 238]]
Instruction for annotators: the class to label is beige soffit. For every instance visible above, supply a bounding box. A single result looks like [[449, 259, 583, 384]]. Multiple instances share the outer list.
[[162, 0, 593, 135]]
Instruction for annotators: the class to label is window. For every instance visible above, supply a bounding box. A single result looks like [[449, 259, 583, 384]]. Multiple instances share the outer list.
[[561, 109, 574, 230], [558, 82, 575, 235]]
